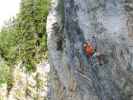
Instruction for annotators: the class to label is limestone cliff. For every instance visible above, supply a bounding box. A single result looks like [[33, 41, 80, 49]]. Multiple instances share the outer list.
[[47, 0, 133, 100]]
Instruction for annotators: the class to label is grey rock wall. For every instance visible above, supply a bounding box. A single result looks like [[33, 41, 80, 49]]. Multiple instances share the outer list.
[[46, 0, 133, 100]]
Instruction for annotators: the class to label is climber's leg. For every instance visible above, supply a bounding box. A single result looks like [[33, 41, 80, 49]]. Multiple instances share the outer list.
[[87, 55, 93, 65]]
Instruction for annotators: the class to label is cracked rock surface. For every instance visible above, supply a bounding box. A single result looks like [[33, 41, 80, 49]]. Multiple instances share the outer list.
[[47, 0, 133, 100]]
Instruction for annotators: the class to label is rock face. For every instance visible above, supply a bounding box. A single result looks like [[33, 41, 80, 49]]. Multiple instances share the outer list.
[[47, 0, 133, 100]]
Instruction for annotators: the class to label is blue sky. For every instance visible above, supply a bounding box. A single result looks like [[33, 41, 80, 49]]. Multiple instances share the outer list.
[[0, 0, 21, 29]]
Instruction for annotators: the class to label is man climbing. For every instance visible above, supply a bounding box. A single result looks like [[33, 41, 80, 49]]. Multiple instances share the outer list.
[[83, 35, 103, 65], [83, 41, 94, 57], [84, 35, 97, 54]]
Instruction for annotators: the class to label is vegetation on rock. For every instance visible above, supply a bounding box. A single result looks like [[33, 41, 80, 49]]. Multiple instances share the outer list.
[[0, 0, 49, 85]]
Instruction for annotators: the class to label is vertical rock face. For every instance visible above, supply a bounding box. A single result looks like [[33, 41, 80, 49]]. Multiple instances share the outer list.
[[47, 0, 133, 100]]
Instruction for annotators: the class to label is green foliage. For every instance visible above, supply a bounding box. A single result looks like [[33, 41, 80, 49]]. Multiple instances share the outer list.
[[0, 19, 18, 63], [0, 63, 10, 85], [0, 0, 49, 84], [15, 0, 49, 70]]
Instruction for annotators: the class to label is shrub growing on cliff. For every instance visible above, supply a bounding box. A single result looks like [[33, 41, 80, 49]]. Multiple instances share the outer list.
[[0, 0, 49, 85]]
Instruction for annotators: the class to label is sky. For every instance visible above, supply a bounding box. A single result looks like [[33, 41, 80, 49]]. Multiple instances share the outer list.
[[0, 0, 21, 29]]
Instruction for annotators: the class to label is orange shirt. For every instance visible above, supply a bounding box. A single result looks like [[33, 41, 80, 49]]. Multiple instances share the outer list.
[[85, 45, 94, 56]]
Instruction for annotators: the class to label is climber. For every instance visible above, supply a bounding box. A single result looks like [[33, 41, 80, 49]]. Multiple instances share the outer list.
[[83, 41, 94, 57], [84, 35, 97, 56], [83, 36, 104, 65], [83, 39, 95, 64]]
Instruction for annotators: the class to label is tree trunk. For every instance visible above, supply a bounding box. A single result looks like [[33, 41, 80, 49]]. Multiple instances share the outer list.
[[46, 0, 133, 100]]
